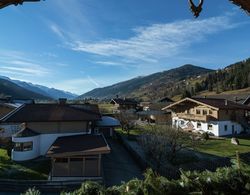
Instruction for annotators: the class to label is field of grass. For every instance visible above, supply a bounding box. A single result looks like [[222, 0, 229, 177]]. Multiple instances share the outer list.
[[98, 103, 114, 114], [196, 137, 250, 158], [0, 149, 50, 180]]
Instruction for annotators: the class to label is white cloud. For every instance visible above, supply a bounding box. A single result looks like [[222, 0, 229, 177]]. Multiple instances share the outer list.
[[50, 24, 66, 40], [87, 75, 100, 87], [70, 15, 238, 64], [0, 50, 51, 77], [52, 78, 100, 94]]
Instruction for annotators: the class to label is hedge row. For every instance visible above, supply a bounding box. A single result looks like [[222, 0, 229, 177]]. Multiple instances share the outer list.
[[23, 161, 250, 195]]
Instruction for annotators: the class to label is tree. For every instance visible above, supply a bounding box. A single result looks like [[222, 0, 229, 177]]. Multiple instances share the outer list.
[[139, 125, 203, 169], [181, 90, 191, 98], [115, 111, 136, 135]]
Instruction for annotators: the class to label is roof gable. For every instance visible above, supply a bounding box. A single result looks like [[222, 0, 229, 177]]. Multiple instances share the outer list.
[[162, 97, 250, 111]]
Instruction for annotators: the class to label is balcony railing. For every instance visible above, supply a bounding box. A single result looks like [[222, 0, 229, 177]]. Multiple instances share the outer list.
[[177, 113, 209, 122]]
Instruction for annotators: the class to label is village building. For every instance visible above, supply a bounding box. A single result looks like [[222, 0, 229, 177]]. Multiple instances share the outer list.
[[162, 97, 250, 136], [47, 134, 110, 180], [0, 100, 118, 180], [110, 98, 138, 112]]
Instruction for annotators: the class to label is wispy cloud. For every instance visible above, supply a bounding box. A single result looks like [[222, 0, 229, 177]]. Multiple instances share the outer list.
[[67, 15, 239, 65], [94, 61, 124, 67], [52, 78, 101, 94], [0, 50, 51, 78], [87, 75, 100, 87], [49, 23, 66, 40]]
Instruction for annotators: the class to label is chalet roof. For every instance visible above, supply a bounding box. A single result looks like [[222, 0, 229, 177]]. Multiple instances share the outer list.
[[193, 98, 250, 110], [110, 98, 138, 105], [194, 94, 249, 105], [162, 97, 250, 111], [46, 134, 110, 157], [0, 103, 101, 123]]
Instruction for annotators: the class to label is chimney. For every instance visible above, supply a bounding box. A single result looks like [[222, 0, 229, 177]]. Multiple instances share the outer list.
[[225, 99, 228, 106], [58, 98, 67, 105]]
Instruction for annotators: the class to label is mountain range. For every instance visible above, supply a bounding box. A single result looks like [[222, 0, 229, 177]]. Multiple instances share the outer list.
[[1, 57, 249, 101], [78, 64, 214, 100], [0, 76, 77, 100]]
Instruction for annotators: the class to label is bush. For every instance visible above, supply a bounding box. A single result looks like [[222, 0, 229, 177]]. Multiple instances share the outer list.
[[29, 163, 250, 195], [21, 188, 41, 195], [201, 132, 209, 141]]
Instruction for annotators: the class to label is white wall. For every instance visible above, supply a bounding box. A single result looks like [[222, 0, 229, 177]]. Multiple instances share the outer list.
[[12, 135, 40, 161], [172, 116, 243, 137], [11, 131, 90, 161]]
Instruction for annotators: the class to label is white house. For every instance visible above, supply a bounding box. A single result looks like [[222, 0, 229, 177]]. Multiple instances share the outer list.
[[162, 97, 250, 137]]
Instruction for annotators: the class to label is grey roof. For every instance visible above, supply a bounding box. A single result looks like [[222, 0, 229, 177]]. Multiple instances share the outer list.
[[96, 116, 120, 127]]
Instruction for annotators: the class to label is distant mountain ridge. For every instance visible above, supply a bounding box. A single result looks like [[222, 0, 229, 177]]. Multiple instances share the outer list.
[[0, 78, 51, 100], [78, 64, 214, 100], [0, 76, 78, 100]]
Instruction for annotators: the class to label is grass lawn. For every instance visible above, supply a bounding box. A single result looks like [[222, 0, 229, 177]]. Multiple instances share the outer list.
[[195, 137, 250, 158], [115, 128, 143, 136], [0, 148, 50, 180], [98, 103, 114, 114]]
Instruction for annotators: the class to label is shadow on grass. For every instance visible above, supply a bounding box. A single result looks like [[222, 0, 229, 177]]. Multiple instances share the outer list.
[[0, 155, 50, 180]]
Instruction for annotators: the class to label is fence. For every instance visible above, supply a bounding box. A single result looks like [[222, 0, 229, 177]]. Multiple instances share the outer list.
[[0, 178, 102, 193]]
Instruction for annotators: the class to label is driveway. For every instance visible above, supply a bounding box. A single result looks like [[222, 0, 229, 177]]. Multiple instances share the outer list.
[[102, 138, 143, 187]]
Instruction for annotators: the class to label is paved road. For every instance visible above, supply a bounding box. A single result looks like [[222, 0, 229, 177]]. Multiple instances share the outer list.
[[102, 138, 143, 187]]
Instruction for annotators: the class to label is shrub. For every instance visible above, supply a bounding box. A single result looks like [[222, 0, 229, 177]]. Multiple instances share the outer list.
[[201, 132, 209, 141], [21, 188, 41, 195]]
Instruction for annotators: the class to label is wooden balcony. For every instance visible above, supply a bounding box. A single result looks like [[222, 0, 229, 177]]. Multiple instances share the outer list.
[[177, 113, 209, 122]]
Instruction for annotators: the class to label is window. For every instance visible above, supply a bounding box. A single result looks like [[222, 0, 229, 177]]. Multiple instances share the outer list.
[[197, 122, 201, 128], [209, 110, 213, 115], [224, 125, 228, 131], [196, 109, 201, 114], [203, 110, 207, 115], [208, 124, 213, 130], [180, 120, 185, 125], [14, 142, 33, 151]]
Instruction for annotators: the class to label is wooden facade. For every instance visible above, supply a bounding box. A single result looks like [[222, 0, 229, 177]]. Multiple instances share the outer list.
[[51, 155, 101, 178]]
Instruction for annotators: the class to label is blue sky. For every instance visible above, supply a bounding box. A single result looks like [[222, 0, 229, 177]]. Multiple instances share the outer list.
[[0, 0, 249, 95]]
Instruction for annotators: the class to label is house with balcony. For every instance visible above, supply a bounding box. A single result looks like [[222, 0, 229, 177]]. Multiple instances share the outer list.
[[0, 101, 114, 180], [110, 98, 138, 112], [162, 97, 250, 137]]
